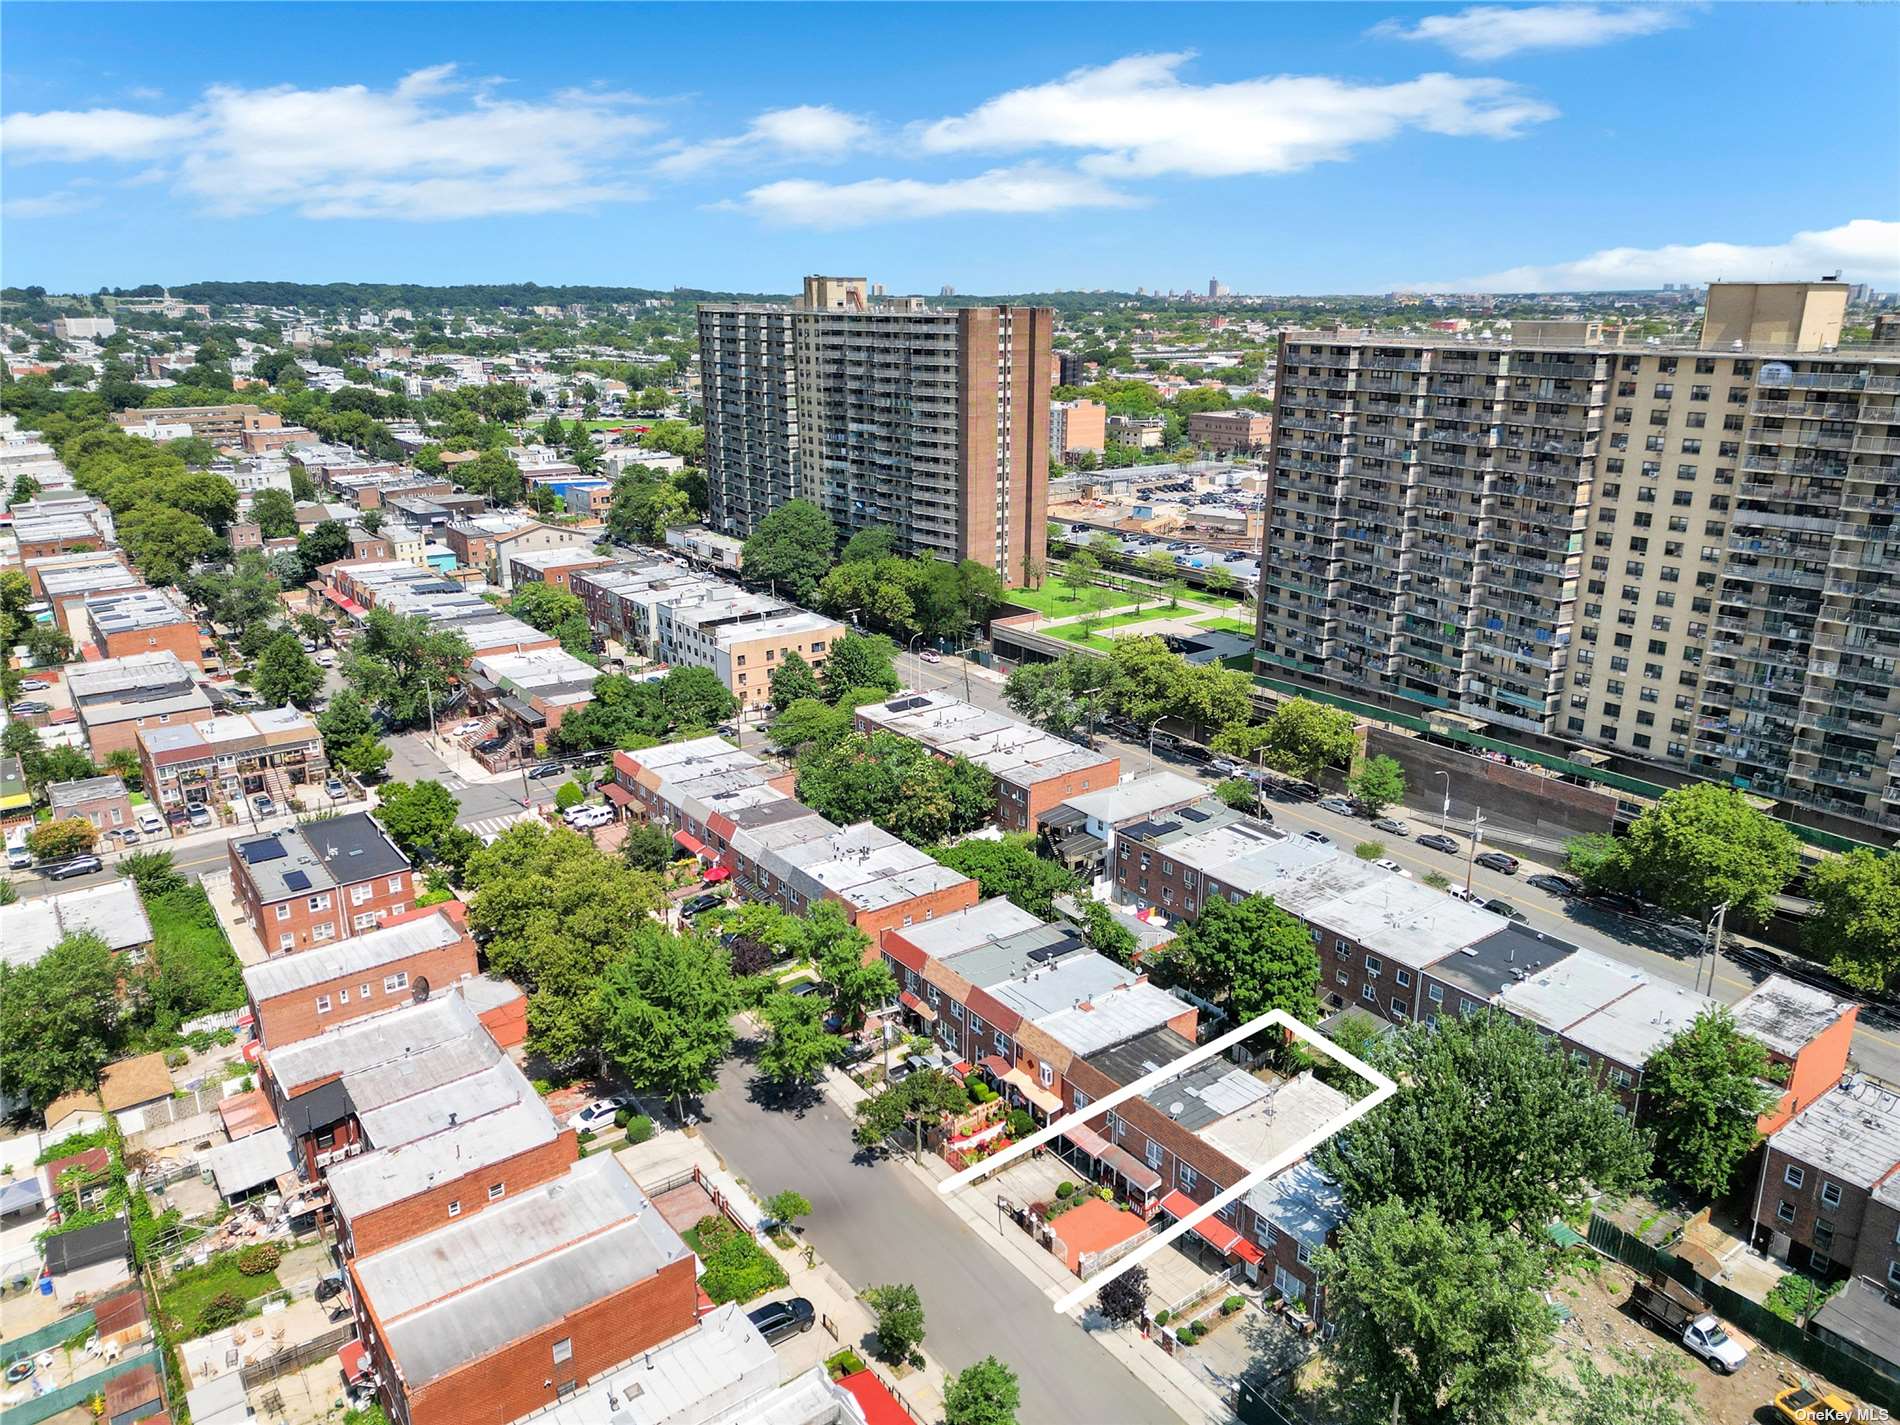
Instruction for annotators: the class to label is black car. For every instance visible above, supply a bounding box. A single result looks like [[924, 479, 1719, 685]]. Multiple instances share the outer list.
[[1416, 832, 1460, 854], [475, 734, 511, 755], [747, 1297, 815, 1345], [1582, 889, 1648, 917], [1527, 872, 1582, 897], [679, 893, 724, 919], [46, 855, 104, 880], [1483, 898, 1527, 921], [526, 761, 565, 779], [1474, 851, 1520, 875]]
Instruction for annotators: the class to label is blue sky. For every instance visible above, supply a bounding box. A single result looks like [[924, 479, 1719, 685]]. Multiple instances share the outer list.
[[3, 2, 1895, 295]]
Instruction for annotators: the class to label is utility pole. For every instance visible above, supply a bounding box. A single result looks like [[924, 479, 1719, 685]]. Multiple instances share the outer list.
[[1435, 770, 1451, 836], [1463, 807, 1486, 893], [1699, 901, 1730, 996]]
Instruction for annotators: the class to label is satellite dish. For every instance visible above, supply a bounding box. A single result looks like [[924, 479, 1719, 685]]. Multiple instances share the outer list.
[[412, 977, 431, 1003]]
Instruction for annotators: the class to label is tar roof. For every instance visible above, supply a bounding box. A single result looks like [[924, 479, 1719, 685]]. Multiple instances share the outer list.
[[1244, 1160, 1346, 1249], [534, 1302, 778, 1425], [1425, 923, 1583, 1004], [64, 652, 195, 700], [884, 898, 1043, 959], [1731, 975, 1856, 1059], [940, 922, 1090, 990], [1087, 1026, 1199, 1091], [1561, 978, 1719, 1070], [304, 812, 411, 884], [1811, 1275, 1900, 1363], [355, 1156, 689, 1388], [48, 775, 129, 809], [1034, 982, 1192, 1058], [1497, 949, 1648, 1032], [83, 587, 193, 633], [354, 1059, 533, 1150], [242, 910, 461, 1002], [1770, 1078, 1900, 1190], [983, 947, 1134, 1021], [327, 1097, 560, 1220]]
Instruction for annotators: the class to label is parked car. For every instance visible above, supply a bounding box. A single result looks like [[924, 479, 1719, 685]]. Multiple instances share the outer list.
[[453, 719, 484, 736], [747, 1297, 816, 1345], [474, 734, 511, 756], [316, 651, 335, 667], [678, 893, 724, 919], [564, 805, 613, 829], [1629, 1276, 1748, 1373], [1283, 780, 1321, 801], [1474, 851, 1520, 875], [1581, 888, 1648, 917], [1484, 899, 1527, 921], [566, 1095, 636, 1132], [1416, 832, 1459, 854], [16, 678, 48, 692], [1370, 817, 1410, 836], [919, 649, 941, 664], [1372, 859, 1412, 878], [1527, 872, 1582, 897], [1447, 885, 1484, 904], [1773, 1386, 1860, 1425], [526, 761, 565, 779], [46, 855, 103, 880], [1300, 829, 1330, 846], [8, 701, 50, 716], [114, 827, 141, 847], [136, 808, 164, 835], [324, 777, 347, 800], [187, 804, 213, 828], [1316, 796, 1358, 817], [252, 793, 276, 818], [1209, 758, 1242, 778]]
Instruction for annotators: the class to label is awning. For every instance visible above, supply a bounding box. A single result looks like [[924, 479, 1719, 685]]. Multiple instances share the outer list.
[[1158, 1188, 1260, 1261], [673, 830, 708, 857], [1098, 1144, 1162, 1195], [976, 1054, 1012, 1079], [1061, 1123, 1112, 1158], [0, 1176, 45, 1215], [338, 1339, 370, 1384], [602, 782, 635, 807], [898, 990, 937, 1023], [1000, 1066, 1063, 1115]]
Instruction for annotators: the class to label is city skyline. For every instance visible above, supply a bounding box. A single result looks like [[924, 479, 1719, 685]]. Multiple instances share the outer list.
[[3, 2, 1895, 295]]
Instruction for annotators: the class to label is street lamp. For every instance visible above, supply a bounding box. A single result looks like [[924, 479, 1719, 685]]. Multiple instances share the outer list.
[[1434, 770, 1452, 835], [1697, 901, 1731, 996], [1462, 807, 1487, 894], [1145, 716, 1167, 775]]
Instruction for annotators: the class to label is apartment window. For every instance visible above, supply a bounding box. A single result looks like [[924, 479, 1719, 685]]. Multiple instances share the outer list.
[[1256, 1220, 1278, 1249], [927, 985, 939, 1006], [1784, 1164, 1805, 1189], [1395, 969, 1411, 989], [1609, 1068, 1633, 1090], [337, 988, 349, 1005], [351, 885, 372, 906], [279, 933, 296, 952], [1179, 1165, 1197, 1192], [315, 994, 332, 1015], [552, 1338, 573, 1365], [311, 923, 336, 943], [488, 1182, 505, 1201], [1392, 999, 1408, 1019], [447, 1200, 461, 1218], [384, 971, 409, 993], [1296, 1240, 1314, 1266], [1361, 984, 1376, 1003], [276, 903, 291, 922], [993, 1031, 1008, 1056], [1813, 1221, 1835, 1259], [308, 894, 332, 912], [1039, 1063, 1054, 1088], [360, 983, 372, 999], [1427, 983, 1444, 1003], [1337, 970, 1349, 987], [1821, 1181, 1843, 1209], [387, 876, 403, 893], [1364, 955, 1383, 977], [1145, 1141, 1163, 1171]]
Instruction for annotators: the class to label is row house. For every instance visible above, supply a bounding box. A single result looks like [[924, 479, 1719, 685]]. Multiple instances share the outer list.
[[241, 906, 479, 1051], [321, 560, 555, 658], [81, 587, 205, 666], [505, 546, 616, 594], [31, 551, 140, 638], [67, 652, 213, 761], [465, 647, 599, 756], [138, 707, 327, 822], [0, 879, 153, 972], [853, 690, 1119, 832], [1753, 1078, 1900, 1286], [570, 559, 720, 658], [227, 811, 415, 956], [1036, 770, 1206, 884], [605, 737, 797, 840], [10, 496, 116, 559]]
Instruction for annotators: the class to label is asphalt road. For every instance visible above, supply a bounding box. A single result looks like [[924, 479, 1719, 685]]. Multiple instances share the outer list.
[[698, 1043, 1181, 1425], [890, 650, 1900, 1085]]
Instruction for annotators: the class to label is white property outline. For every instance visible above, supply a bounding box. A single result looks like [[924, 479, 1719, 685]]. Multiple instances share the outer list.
[[935, 1009, 1395, 1313]]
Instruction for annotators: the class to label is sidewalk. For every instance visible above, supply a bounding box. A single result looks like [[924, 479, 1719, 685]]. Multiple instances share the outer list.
[[813, 1065, 1231, 1425], [614, 1124, 950, 1424]]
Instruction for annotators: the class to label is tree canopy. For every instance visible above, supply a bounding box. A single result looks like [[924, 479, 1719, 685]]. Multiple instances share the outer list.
[[1158, 893, 1320, 1026], [600, 930, 737, 1112], [931, 835, 1078, 919], [741, 499, 835, 603], [251, 631, 323, 708], [342, 607, 471, 729], [818, 631, 900, 701], [1642, 1008, 1783, 1198], [1258, 697, 1357, 784], [1602, 784, 1802, 926], [0, 932, 122, 1111], [1806, 848, 1900, 994], [796, 731, 995, 847]]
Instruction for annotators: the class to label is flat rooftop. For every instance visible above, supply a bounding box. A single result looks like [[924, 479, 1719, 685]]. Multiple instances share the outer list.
[[243, 909, 463, 1002], [83, 587, 193, 634], [67, 653, 197, 703], [1497, 948, 1648, 1033], [1770, 1078, 1900, 1191], [327, 1096, 561, 1221], [1425, 922, 1584, 1006], [855, 691, 1115, 790], [888, 898, 1045, 960], [1059, 772, 1206, 828], [1731, 974, 1857, 1059], [267, 992, 484, 1094], [1562, 978, 1719, 1071], [0, 880, 153, 968], [1199, 1073, 1356, 1169]]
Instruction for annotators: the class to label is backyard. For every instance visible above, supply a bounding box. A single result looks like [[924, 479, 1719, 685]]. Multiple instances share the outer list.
[[157, 1248, 282, 1337]]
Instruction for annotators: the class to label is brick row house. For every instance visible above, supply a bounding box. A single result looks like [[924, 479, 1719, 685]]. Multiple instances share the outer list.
[[67, 652, 214, 762], [1753, 1079, 1900, 1292], [227, 811, 416, 956], [138, 707, 327, 823]]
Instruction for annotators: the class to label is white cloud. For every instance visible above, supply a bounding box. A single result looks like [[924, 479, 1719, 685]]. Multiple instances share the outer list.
[[1371, 6, 1685, 62], [1, 188, 100, 219], [915, 52, 1554, 179], [1448, 219, 1900, 291], [729, 163, 1136, 229], [2, 65, 658, 221], [657, 104, 873, 176]]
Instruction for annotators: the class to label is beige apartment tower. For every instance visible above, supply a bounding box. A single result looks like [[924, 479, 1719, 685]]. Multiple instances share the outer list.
[[1254, 281, 1899, 841], [698, 277, 1053, 585]]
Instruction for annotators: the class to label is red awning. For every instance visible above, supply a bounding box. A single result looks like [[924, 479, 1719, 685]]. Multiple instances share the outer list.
[[976, 1054, 1012, 1078], [673, 830, 708, 857], [338, 1340, 370, 1383], [1062, 1122, 1112, 1158], [702, 866, 731, 883], [898, 990, 938, 1022], [602, 782, 634, 807], [1159, 1188, 1247, 1258]]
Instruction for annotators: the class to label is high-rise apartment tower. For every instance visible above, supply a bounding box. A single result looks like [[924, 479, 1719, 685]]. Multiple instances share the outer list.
[[1254, 281, 1899, 841], [698, 276, 1053, 585]]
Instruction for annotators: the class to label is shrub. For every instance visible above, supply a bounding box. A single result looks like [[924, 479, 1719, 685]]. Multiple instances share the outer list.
[[163, 1048, 189, 1068], [968, 1081, 996, 1104], [1222, 1295, 1244, 1315], [236, 1243, 280, 1276], [1422, 870, 1451, 890], [1005, 1108, 1034, 1139], [197, 1290, 246, 1333], [698, 1225, 788, 1305], [1055, 1182, 1076, 1199], [1153, 1309, 1171, 1327], [1353, 841, 1384, 861], [577, 1128, 596, 1146], [624, 1114, 654, 1144], [825, 1347, 867, 1379], [553, 782, 585, 811]]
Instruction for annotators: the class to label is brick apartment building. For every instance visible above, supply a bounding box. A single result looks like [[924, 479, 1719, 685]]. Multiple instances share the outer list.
[[1753, 1078, 1900, 1284], [241, 907, 478, 1051], [1186, 409, 1273, 452], [112, 403, 281, 443], [853, 691, 1119, 831], [227, 811, 414, 956], [505, 547, 617, 593], [68, 653, 213, 761], [81, 588, 205, 666], [139, 708, 327, 822]]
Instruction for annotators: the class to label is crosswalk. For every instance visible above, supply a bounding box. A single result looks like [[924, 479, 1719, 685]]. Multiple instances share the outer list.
[[463, 809, 544, 844]]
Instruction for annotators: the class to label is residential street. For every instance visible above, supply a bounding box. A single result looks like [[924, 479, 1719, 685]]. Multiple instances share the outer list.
[[697, 1046, 1183, 1425]]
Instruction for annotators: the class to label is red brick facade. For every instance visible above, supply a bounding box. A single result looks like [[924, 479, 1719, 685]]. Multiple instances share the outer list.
[[245, 929, 479, 1050], [338, 1130, 579, 1259]]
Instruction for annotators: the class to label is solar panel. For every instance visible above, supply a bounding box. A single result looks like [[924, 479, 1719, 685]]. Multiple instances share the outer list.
[[283, 870, 312, 892], [240, 838, 286, 864], [1179, 807, 1210, 823]]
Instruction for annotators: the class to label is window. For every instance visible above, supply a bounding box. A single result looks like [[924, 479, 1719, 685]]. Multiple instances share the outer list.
[[1179, 1165, 1197, 1192], [1427, 983, 1444, 1003], [388, 876, 404, 893], [1392, 999, 1408, 1019], [337, 988, 349, 1005], [993, 1031, 1008, 1056], [311, 922, 336, 943], [275, 904, 291, 922], [1821, 1181, 1843, 1209], [1361, 984, 1376, 1003], [1394, 969, 1411, 989], [1364, 955, 1382, 978], [1295, 1240, 1313, 1266], [1784, 1164, 1805, 1189], [360, 983, 372, 999], [384, 972, 409, 993], [1609, 1068, 1633, 1090], [1145, 1141, 1163, 1170], [552, 1338, 572, 1365], [448, 1200, 461, 1217], [308, 893, 332, 912], [279, 933, 296, 952], [1039, 1063, 1053, 1088], [315, 994, 332, 1014], [351, 885, 372, 906], [1776, 1200, 1796, 1224], [488, 1182, 505, 1201], [1256, 1220, 1277, 1248], [1273, 1265, 1307, 1302]]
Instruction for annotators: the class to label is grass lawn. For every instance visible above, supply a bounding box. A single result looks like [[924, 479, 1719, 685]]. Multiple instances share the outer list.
[[1056, 608, 1175, 638], [158, 1253, 280, 1334], [147, 885, 246, 1016], [1007, 580, 1134, 620], [1196, 616, 1256, 635]]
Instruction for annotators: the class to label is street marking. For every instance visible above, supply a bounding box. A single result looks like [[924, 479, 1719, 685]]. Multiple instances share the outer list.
[[935, 1009, 1394, 1313]]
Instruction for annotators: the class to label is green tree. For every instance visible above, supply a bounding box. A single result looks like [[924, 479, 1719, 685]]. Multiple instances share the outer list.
[[336, 734, 391, 780], [553, 781, 585, 812], [862, 1283, 926, 1363], [508, 582, 593, 659], [854, 1068, 968, 1149], [807, 902, 896, 1029], [764, 1189, 812, 1233], [600, 931, 737, 1115], [621, 822, 676, 873], [373, 780, 461, 861], [1318, 1200, 1557, 1425], [119, 850, 184, 898], [1161, 894, 1319, 1025], [315, 688, 377, 759], [103, 747, 143, 792], [818, 631, 899, 701], [1080, 898, 1138, 965], [769, 651, 823, 712], [1564, 831, 1626, 889], [840, 525, 899, 563], [1615, 784, 1802, 927], [756, 991, 846, 1086], [766, 697, 854, 757], [1643, 1008, 1783, 1197], [660, 665, 737, 731], [1349, 755, 1405, 815], [249, 487, 298, 539], [931, 836, 1077, 919], [297, 519, 353, 581], [119, 501, 220, 584], [796, 732, 994, 847], [742, 499, 835, 603], [1805, 848, 1900, 994], [1321, 1010, 1651, 1230], [252, 631, 323, 708], [343, 607, 471, 728], [1555, 1345, 1699, 1425], [27, 818, 98, 861], [1003, 654, 1118, 741], [1063, 548, 1100, 606], [195, 551, 283, 631], [1259, 697, 1356, 785], [942, 1357, 1020, 1425], [0, 932, 122, 1110]]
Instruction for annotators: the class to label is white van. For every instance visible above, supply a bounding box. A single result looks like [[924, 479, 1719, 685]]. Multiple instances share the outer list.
[[6, 824, 31, 870]]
